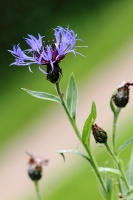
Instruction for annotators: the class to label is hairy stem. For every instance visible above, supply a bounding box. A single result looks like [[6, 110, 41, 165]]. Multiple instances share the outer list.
[[34, 181, 41, 200], [112, 108, 121, 154], [85, 145, 110, 200]]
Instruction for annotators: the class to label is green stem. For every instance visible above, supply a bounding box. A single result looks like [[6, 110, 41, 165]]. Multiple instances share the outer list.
[[34, 181, 41, 200], [55, 82, 81, 140], [111, 107, 125, 194], [55, 82, 109, 200], [112, 108, 121, 154], [105, 143, 130, 191], [85, 145, 110, 200], [117, 173, 123, 195]]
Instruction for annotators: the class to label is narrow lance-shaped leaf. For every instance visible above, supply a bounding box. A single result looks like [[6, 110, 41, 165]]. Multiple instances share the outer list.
[[22, 88, 61, 103], [82, 101, 97, 148], [125, 192, 133, 200], [126, 151, 133, 186], [105, 176, 113, 199], [98, 167, 121, 176], [66, 73, 78, 120], [117, 136, 133, 154], [57, 149, 91, 163], [125, 184, 133, 200]]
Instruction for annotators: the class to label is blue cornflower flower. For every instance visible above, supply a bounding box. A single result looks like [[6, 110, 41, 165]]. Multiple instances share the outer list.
[[8, 26, 85, 83]]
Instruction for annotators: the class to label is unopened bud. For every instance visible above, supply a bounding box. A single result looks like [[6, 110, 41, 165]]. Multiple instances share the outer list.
[[28, 164, 42, 181], [92, 124, 107, 144], [112, 81, 133, 108], [47, 63, 62, 83], [26, 152, 49, 181]]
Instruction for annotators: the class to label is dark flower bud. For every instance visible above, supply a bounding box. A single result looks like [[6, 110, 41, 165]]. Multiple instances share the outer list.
[[112, 81, 133, 108], [26, 152, 49, 181], [28, 164, 42, 181], [47, 63, 62, 83], [92, 124, 107, 144]]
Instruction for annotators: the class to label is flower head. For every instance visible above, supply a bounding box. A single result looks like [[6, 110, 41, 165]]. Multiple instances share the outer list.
[[8, 26, 85, 83], [26, 151, 49, 181]]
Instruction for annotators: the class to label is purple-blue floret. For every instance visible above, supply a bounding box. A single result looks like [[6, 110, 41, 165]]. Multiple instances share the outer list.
[[8, 26, 84, 75]]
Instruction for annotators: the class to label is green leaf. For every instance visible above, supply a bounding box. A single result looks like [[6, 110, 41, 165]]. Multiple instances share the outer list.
[[124, 188, 133, 200], [22, 88, 61, 103], [82, 101, 97, 148], [128, 151, 133, 169], [103, 176, 113, 199], [124, 194, 133, 200], [98, 167, 121, 176], [106, 177, 113, 197], [117, 136, 133, 154], [99, 175, 113, 200], [57, 149, 91, 163], [126, 151, 133, 186], [66, 73, 78, 120]]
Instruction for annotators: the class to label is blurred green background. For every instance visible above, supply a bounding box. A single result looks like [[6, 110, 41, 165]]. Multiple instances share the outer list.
[[1, 0, 133, 199]]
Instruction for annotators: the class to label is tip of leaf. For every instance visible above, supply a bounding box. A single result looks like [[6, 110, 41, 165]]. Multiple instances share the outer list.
[[70, 72, 74, 77], [21, 88, 26, 91], [57, 150, 65, 162]]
